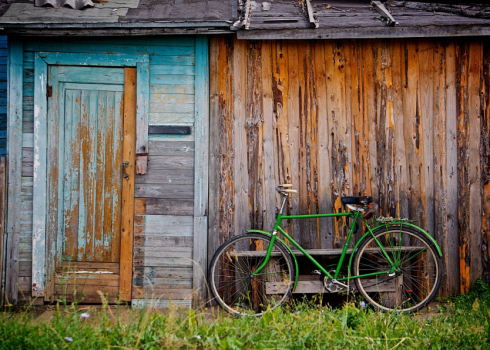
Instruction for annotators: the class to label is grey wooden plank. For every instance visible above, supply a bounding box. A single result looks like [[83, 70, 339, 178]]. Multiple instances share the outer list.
[[193, 37, 209, 306], [134, 169, 194, 185], [148, 140, 194, 156], [31, 53, 48, 298], [237, 26, 490, 40], [134, 267, 193, 280], [147, 155, 194, 170], [138, 197, 194, 216], [5, 40, 23, 304], [233, 40, 250, 236], [134, 184, 194, 199], [134, 235, 193, 248], [194, 36, 209, 218], [261, 41, 277, 232], [193, 216, 207, 306]]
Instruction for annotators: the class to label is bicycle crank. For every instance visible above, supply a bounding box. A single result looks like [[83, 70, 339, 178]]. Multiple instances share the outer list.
[[314, 270, 349, 293]]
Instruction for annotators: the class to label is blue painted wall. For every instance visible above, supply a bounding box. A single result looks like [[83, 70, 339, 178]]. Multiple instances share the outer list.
[[12, 36, 203, 303]]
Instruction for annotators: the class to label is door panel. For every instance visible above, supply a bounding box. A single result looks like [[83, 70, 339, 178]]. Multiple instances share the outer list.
[[61, 86, 124, 263], [45, 66, 135, 303]]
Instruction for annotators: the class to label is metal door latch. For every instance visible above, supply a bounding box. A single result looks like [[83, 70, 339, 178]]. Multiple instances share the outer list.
[[123, 160, 130, 180]]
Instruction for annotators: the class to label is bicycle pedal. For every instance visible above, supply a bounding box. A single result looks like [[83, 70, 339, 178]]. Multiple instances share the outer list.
[[312, 270, 322, 275]]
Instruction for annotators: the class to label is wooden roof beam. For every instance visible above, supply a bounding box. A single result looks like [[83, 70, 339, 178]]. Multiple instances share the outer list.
[[305, 0, 319, 28], [372, 1, 398, 26]]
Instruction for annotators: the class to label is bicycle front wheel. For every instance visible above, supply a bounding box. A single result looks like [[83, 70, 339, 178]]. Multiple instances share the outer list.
[[353, 225, 442, 313], [208, 233, 295, 316]]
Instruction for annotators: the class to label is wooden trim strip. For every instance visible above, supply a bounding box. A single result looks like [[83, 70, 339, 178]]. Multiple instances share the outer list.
[[5, 39, 24, 304], [119, 67, 137, 302], [136, 60, 150, 158], [39, 52, 149, 67], [193, 36, 209, 304], [31, 53, 48, 298]]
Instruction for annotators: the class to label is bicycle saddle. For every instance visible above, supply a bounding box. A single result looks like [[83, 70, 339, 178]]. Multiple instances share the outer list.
[[341, 196, 373, 205]]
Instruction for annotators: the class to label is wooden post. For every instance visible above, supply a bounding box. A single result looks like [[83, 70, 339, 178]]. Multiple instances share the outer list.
[[5, 40, 23, 305], [119, 68, 137, 301], [193, 36, 209, 306]]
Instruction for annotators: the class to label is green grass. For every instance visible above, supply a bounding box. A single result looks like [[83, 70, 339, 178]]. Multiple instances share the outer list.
[[1, 281, 490, 349]]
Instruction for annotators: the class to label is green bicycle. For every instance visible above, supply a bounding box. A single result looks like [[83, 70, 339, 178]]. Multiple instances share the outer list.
[[208, 185, 443, 316]]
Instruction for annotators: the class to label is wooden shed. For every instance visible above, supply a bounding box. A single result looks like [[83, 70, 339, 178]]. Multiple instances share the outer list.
[[0, 0, 234, 306], [1, 0, 490, 307]]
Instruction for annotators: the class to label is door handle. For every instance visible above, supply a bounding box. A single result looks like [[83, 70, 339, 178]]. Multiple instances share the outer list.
[[123, 160, 130, 180]]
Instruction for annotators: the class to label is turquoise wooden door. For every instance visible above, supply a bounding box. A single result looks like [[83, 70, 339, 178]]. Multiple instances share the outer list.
[[46, 66, 135, 302], [61, 83, 124, 263]]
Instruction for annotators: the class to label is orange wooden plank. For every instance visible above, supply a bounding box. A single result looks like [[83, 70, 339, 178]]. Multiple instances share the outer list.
[[119, 68, 137, 301]]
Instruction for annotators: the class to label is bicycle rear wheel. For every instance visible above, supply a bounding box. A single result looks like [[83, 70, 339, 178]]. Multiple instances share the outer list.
[[208, 233, 295, 316], [353, 225, 442, 313]]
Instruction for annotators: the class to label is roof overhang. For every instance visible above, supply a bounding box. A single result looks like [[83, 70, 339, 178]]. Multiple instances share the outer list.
[[237, 24, 490, 40], [0, 21, 234, 36]]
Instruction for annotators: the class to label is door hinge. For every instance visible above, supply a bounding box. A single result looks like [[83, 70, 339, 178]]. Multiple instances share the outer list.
[[47, 85, 53, 98]]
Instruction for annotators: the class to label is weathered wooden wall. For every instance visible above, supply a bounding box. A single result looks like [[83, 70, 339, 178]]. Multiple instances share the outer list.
[[7, 37, 200, 305], [208, 36, 490, 297]]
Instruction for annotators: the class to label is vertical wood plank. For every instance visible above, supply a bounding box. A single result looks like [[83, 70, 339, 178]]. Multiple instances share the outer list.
[[261, 41, 276, 232], [314, 40, 333, 249], [391, 40, 409, 222], [207, 36, 220, 263], [377, 41, 396, 217], [457, 40, 471, 293], [119, 68, 137, 301], [273, 41, 292, 235], [45, 66, 60, 301], [233, 38, 250, 236], [102, 91, 115, 262], [94, 91, 109, 261], [433, 40, 449, 295], [193, 36, 209, 303], [63, 89, 79, 261], [217, 37, 235, 245], [362, 40, 376, 209], [79, 89, 95, 261], [418, 40, 435, 237], [111, 91, 124, 262], [467, 41, 482, 286], [247, 41, 264, 232], [445, 41, 460, 295], [402, 40, 422, 223], [326, 41, 348, 248], [136, 59, 149, 157], [481, 40, 490, 284], [287, 41, 301, 244], [31, 53, 47, 298]]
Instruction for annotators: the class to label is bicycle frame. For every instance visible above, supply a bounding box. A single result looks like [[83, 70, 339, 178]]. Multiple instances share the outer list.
[[252, 210, 396, 282]]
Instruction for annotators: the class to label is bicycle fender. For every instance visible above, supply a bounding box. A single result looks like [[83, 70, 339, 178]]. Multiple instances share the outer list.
[[370, 223, 443, 256], [246, 229, 299, 290], [347, 223, 443, 276]]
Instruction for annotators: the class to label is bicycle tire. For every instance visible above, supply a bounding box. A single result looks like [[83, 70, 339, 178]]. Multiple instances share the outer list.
[[208, 233, 295, 316], [353, 225, 442, 313]]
